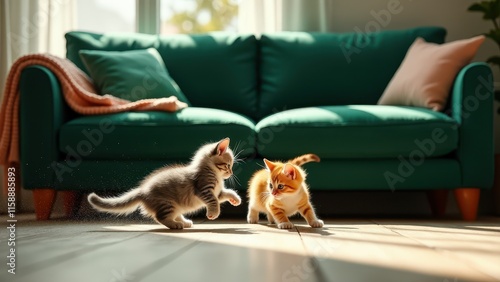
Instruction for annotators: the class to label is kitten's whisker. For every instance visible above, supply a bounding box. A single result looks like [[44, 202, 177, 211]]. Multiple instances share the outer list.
[[260, 191, 270, 202], [235, 157, 246, 164], [227, 174, 238, 188], [234, 150, 243, 162], [232, 174, 241, 186], [234, 154, 241, 162], [227, 177, 235, 188], [233, 142, 242, 157]]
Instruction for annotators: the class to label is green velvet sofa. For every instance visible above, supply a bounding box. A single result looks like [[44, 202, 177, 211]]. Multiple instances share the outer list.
[[18, 26, 494, 220]]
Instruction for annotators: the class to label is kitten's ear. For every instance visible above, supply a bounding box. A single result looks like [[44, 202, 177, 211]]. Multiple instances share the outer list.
[[214, 138, 230, 156], [283, 163, 297, 180], [263, 159, 276, 171]]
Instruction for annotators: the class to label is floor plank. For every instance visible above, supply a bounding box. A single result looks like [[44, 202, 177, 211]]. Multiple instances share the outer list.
[[377, 220, 500, 281]]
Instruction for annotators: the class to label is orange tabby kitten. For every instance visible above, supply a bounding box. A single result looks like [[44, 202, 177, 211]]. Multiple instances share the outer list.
[[247, 154, 323, 229]]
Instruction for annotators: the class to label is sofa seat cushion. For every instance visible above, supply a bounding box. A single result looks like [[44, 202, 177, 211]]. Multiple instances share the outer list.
[[59, 108, 256, 160], [255, 105, 458, 159]]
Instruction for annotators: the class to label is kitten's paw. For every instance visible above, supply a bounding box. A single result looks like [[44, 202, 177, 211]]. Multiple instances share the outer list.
[[229, 195, 241, 206], [182, 219, 193, 228], [277, 222, 294, 229], [309, 219, 324, 228], [166, 222, 184, 230], [206, 209, 220, 220], [247, 209, 259, 224], [247, 215, 259, 224], [266, 214, 275, 224]]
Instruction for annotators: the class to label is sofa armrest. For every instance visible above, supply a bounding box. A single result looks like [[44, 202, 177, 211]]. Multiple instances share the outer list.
[[451, 62, 494, 188], [19, 66, 74, 189]]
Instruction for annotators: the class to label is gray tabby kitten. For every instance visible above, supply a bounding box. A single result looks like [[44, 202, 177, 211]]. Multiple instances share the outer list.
[[87, 138, 241, 229]]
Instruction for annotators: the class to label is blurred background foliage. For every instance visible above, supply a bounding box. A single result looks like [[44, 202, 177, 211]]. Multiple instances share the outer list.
[[162, 0, 239, 33]]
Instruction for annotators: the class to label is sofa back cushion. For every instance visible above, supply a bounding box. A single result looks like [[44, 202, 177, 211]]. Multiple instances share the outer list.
[[66, 32, 258, 119], [258, 27, 446, 119]]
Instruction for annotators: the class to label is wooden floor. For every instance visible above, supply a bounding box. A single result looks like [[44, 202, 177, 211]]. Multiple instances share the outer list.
[[1, 215, 499, 282]]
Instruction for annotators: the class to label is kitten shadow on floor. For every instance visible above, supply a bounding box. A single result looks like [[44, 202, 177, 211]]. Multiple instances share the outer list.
[[91, 227, 256, 235], [291, 225, 334, 236], [254, 223, 334, 236], [147, 227, 256, 235]]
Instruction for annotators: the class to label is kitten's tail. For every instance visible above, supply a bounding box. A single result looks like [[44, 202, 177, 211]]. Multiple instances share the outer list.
[[289, 154, 320, 166], [87, 189, 142, 215]]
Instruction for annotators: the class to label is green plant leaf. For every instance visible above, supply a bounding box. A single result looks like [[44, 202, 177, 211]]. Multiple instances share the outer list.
[[484, 29, 500, 46], [488, 56, 500, 75], [487, 55, 500, 65], [468, 0, 500, 20], [468, 3, 488, 13], [495, 90, 500, 104]]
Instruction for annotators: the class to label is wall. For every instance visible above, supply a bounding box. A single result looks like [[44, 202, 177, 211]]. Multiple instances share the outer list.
[[325, 0, 497, 71]]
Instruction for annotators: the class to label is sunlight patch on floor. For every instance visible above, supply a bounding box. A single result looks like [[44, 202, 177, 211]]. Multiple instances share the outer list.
[[102, 220, 500, 281], [104, 223, 310, 256]]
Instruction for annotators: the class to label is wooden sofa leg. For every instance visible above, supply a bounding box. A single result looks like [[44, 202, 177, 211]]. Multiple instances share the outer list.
[[426, 190, 448, 218], [454, 188, 480, 221], [62, 191, 82, 218], [33, 189, 56, 220]]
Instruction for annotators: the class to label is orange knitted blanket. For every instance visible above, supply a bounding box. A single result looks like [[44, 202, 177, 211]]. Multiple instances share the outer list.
[[0, 53, 188, 166]]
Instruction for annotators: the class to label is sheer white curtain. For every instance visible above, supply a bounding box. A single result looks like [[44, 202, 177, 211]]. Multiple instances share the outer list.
[[0, 0, 75, 213], [238, 0, 331, 35], [0, 0, 75, 102], [238, 0, 283, 34]]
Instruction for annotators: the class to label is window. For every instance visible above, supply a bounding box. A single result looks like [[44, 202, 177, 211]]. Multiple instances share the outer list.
[[76, 0, 136, 33], [75, 0, 240, 35], [160, 0, 240, 34]]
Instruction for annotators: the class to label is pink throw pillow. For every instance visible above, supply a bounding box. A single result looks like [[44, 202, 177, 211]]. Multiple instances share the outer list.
[[378, 35, 485, 111]]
